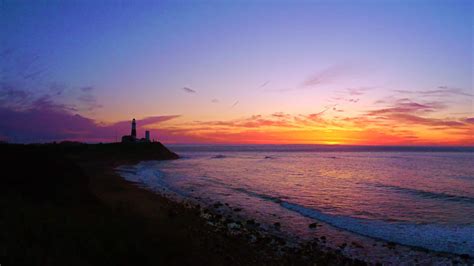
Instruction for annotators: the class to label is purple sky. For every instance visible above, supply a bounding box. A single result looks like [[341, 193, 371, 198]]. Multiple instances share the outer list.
[[1, 0, 472, 144]]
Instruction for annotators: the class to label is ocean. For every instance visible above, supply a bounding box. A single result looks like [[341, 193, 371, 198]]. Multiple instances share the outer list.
[[117, 145, 474, 259]]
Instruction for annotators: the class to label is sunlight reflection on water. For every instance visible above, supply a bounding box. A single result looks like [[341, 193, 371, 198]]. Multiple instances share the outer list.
[[119, 147, 474, 255]]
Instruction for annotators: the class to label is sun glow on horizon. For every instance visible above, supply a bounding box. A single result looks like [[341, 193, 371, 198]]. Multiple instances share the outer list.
[[1, 1, 472, 145]]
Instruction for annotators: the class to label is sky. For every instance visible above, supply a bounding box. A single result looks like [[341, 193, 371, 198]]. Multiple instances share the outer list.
[[0, 0, 472, 145]]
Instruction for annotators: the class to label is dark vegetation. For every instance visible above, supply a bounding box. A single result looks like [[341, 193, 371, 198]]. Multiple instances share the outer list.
[[0, 142, 357, 266]]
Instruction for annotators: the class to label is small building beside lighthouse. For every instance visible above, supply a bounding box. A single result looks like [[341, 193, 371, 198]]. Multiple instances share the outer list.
[[145, 130, 150, 142]]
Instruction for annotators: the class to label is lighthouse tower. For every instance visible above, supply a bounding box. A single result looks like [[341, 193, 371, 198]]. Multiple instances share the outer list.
[[131, 118, 137, 139]]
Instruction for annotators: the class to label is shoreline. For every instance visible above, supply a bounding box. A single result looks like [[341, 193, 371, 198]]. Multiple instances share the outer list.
[[93, 161, 359, 265], [116, 158, 474, 265], [1, 143, 356, 265], [2, 142, 472, 265]]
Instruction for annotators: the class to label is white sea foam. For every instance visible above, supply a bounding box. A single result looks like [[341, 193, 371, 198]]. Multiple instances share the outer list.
[[116, 162, 186, 198], [282, 202, 474, 256], [116, 148, 474, 259]]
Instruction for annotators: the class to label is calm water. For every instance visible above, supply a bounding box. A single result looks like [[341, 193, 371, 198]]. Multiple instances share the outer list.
[[118, 145, 474, 256]]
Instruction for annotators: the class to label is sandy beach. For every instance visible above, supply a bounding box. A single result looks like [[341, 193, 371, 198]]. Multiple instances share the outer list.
[[1, 142, 359, 265]]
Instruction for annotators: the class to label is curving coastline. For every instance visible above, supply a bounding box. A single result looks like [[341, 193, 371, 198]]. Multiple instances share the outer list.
[[116, 152, 474, 265], [1, 142, 358, 266]]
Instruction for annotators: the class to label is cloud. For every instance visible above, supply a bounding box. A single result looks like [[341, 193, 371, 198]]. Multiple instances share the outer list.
[[0, 103, 180, 143], [271, 112, 291, 118], [265, 64, 362, 93], [258, 81, 270, 89], [0, 106, 91, 142], [181, 87, 196, 93], [107, 115, 184, 141], [77, 86, 102, 112], [77, 94, 95, 103], [153, 112, 454, 145], [374, 99, 386, 104], [0, 51, 184, 143], [22, 69, 46, 80], [49, 83, 66, 96], [385, 113, 466, 128], [344, 87, 371, 96], [463, 118, 474, 124], [77, 94, 103, 111], [1, 49, 472, 145], [1, 51, 102, 113], [363, 97, 470, 130], [1, 49, 48, 82], [329, 87, 371, 104], [211, 99, 219, 103], [394, 86, 472, 97], [302, 64, 359, 88], [32, 94, 77, 112], [304, 106, 333, 121], [183, 109, 343, 132], [189, 113, 302, 130], [264, 87, 300, 93], [0, 80, 104, 114], [0, 86, 30, 108], [147, 95, 473, 145], [80, 86, 94, 92], [367, 98, 444, 116], [2, 98, 471, 145]]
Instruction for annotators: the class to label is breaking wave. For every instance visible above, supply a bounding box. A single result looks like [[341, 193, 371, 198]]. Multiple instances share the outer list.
[[282, 202, 474, 256], [370, 183, 474, 204], [231, 186, 474, 256]]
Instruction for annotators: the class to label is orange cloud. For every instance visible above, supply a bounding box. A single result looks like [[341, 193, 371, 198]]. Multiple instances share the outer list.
[[152, 106, 473, 145]]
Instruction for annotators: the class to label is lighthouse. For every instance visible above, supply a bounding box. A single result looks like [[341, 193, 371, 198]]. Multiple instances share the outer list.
[[121, 118, 153, 143], [131, 118, 137, 139]]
